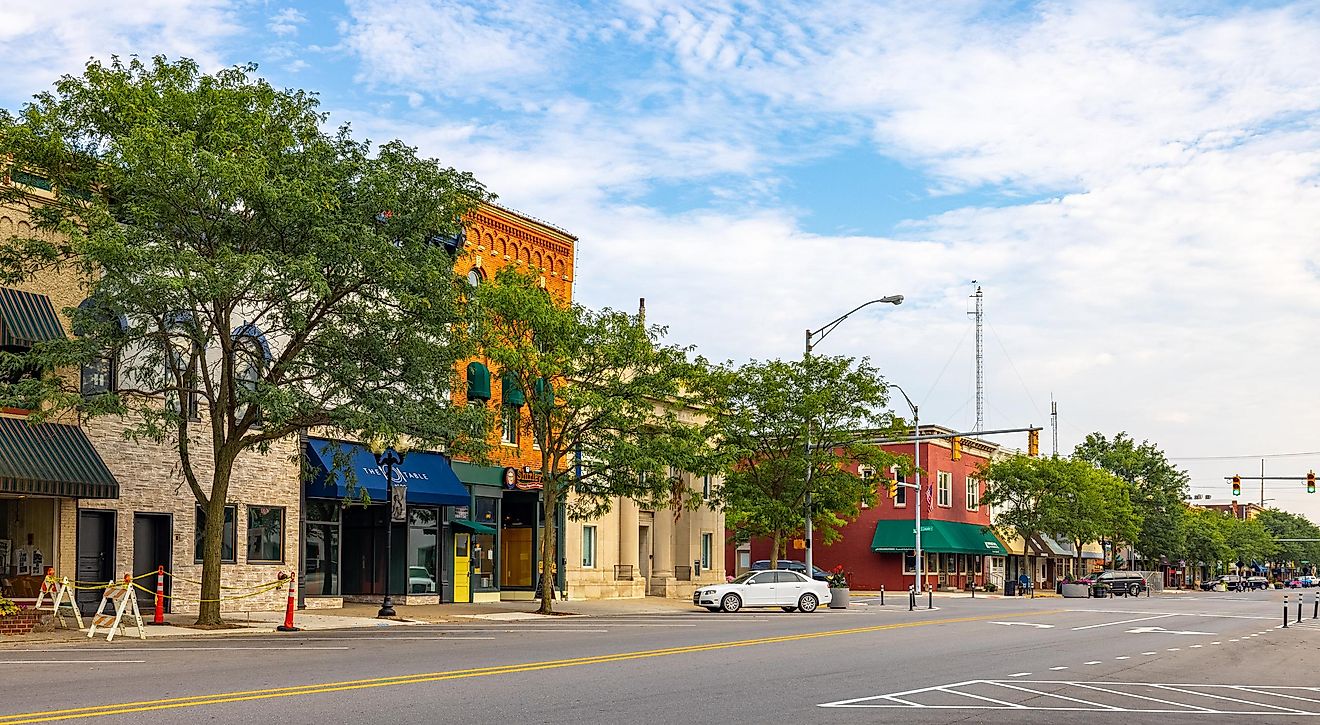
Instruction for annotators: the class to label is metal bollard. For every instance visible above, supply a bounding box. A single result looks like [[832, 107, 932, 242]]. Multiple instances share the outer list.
[[1284, 593, 1290, 628], [1299, 593, 1304, 623], [880, 585, 884, 606], [1313, 591, 1318, 620], [909, 587, 915, 611], [928, 585, 933, 609]]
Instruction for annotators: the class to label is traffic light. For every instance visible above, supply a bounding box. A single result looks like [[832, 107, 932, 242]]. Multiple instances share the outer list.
[[1308, 470, 1316, 494], [1231, 475, 1241, 497], [888, 480, 900, 499], [1027, 429, 1039, 457], [951, 436, 962, 461]]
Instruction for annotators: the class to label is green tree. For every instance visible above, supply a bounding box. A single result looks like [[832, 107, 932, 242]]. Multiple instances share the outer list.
[[1073, 432, 1189, 568], [1183, 506, 1231, 579], [475, 269, 719, 613], [1256, 509, 1320, 572], [1222, 516, 1277, 572], [0, 57, 489, 624], [714, 355, 904, 570]]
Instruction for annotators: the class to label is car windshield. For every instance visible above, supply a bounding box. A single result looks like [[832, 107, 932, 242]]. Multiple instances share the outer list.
[[730, 571, 758, 584]]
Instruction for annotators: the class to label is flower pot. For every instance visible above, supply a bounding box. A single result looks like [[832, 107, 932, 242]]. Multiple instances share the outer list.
[[828, 587, 850, 609], [1061, 583, 1091, 598]]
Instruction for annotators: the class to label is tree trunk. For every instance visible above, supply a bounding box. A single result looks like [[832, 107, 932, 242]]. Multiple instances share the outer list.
[[769, 531, 781, 571], [196, 466, 231, 625], [537, 472, 558, 615]]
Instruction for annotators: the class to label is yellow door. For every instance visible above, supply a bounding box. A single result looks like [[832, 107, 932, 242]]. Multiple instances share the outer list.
[[454, 533, 471, 603]]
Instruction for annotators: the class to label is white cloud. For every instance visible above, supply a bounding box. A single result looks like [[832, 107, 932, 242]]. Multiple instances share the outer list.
[[268, 7, 307, 37], [0, 0, 241, 101]]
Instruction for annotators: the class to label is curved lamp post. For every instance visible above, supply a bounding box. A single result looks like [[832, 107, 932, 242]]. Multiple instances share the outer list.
[[368, 435, 411, 618], [888, 383, 923, 594], [803, 295, 903, 575]]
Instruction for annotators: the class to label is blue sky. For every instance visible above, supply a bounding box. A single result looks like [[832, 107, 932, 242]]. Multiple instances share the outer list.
[[4, 1, 1320, 518]]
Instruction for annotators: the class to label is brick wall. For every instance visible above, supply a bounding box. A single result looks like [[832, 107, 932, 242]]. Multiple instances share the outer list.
[[0, 610, 46, 635]]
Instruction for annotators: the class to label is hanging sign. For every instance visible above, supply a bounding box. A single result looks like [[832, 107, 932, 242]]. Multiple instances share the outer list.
[[503, 467, 544, 491], [390, 483, 408, 522]]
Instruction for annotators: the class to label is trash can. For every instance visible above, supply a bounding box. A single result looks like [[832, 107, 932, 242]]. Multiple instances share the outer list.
[[1004, 580, 1018, 597]]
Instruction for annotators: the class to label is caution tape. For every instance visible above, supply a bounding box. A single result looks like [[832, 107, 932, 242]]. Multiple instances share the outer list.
[[47, 569, 286, 595], [130, 580, 286, 604], [163, 571, 286, 590]]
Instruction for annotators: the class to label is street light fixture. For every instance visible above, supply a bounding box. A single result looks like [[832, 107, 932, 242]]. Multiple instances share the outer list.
[[368, 435, 411, 618], [802, 295, 904, 575]]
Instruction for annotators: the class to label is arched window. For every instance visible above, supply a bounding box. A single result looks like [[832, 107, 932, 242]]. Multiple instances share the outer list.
[[75, 296, 125, 397], [232, 323, 272, 426], [467, 268, 483, 288]]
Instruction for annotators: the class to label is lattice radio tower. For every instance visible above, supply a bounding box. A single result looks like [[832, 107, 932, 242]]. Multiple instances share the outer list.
[[969, 283, 984, 432]]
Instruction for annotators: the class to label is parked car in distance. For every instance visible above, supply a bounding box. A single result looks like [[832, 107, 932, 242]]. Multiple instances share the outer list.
[[1246, 576, 1270, 590], [749, 559, 830, 582], [1200, 574, 1245, 592], [693, 570, 831, 613], [1087, 570, 1148, 597], [1287, 575, 1318, 588]]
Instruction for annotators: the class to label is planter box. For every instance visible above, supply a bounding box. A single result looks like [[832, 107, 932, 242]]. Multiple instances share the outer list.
[[828, 588, 849, 609], [1061, 583, 1092, 598]]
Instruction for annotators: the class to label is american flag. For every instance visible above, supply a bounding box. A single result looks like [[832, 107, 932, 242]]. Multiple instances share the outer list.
[[924, 482, 933, 512]]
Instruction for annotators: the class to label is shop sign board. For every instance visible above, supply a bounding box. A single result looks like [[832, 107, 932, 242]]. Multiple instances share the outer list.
[[503, 467, 544, 491]]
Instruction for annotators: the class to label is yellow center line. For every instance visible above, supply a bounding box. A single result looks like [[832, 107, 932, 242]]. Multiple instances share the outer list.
[[0, 609, 1062, 724]]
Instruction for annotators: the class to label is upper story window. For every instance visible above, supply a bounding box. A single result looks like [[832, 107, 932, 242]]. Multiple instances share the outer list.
[[937, 471, 952, 507], [966, 476, 980, 511], [858, 466, 875, 509], [467, 268, 483, 288], [232, 323, 272, 427], [75, 296, 125, 397]]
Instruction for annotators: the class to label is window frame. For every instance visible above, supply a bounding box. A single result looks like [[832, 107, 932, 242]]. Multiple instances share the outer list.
[[500, 404, 520, 445], [937, 471, 952, 508], [194, 504, 238, 564], [858, 465, 875, 509], [581, 525, 597, 568], [245, 505, 286, 564], [700, 532, 713, 570], [966, 476, 980, 511]]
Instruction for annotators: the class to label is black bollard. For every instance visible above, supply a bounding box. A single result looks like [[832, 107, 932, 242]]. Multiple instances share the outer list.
[[928, 585, 933, 609], [880, 585, 884, 606], [909, 588, 914, 611], [1284, 593, 1290, 628], [1299, 593, 1304, 623], [1313, 591, 1318, 620]]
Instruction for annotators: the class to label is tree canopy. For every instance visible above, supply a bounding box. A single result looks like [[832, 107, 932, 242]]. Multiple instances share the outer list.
[[475, 269, 720, 612], [1073, 432, 1189, 565], [0, 57, 488, 623], [713, 354, 904, 567]]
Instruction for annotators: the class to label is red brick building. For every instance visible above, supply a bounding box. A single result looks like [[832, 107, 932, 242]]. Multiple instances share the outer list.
[[727, 426, 1005, 591]]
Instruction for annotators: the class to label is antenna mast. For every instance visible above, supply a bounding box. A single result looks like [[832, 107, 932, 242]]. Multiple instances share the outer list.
[[1051, 395, 1059, 456], [970, 284, 984, 432]]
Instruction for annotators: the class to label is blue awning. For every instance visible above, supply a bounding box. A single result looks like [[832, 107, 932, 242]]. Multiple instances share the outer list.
[[304, 438, 469, 506]]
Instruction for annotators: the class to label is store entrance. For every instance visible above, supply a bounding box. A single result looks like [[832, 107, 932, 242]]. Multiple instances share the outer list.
[[132, 514, 171, 612], [76, 510, 115, 614], [500, 493, 537, 590]]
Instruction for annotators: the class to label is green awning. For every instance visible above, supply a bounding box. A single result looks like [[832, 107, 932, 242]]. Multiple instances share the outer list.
[[501, 371, 525, 407], [533, 377, 553, 404], [0, 287, 66, 348], [870, 519, 1004, 555], [0, 416, 119, 499], [466, 361, 491, 401], [452, 518, 497, 535]]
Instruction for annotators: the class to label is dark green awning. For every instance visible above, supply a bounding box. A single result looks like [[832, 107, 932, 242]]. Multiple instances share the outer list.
[[452, 518, 497, 535], [870, 519, 1004, 555], [0, 287, 66, 348], [466, 361, 491, 401], [0, 416, 119, 499], [533, 377, 553, 404], [501, 371, 525, 407]]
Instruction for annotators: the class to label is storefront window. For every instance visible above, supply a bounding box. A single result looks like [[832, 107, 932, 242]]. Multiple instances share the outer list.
[[408, 507, 438, 594], [304, 499, 340, 596], [501, 493, 536, 588], [1, 497, 57, 577], [246, 506, 284, 563], [194, 505, 237, 563], [473, 496, 499, 590]]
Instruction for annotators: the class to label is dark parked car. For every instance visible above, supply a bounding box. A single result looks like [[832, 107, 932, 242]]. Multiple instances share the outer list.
[[749, 559, 830, 582], [1200, 574, 1245, 592], [1087, 570, 1148, 597]]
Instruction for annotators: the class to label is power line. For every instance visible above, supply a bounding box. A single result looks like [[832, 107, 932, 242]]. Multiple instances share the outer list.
[[1169, 451, 1320, 461]]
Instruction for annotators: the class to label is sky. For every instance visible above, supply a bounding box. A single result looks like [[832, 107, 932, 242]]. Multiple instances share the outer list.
[[3, 1, 1319, 521]]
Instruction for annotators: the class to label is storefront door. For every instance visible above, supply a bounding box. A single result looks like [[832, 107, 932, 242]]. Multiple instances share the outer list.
[[454, 533, 470, 602], [76, 510, 114, 614], [132, 513, 171, 612]]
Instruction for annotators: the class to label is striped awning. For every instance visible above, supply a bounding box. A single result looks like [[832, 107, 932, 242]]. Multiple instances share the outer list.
[[0, 416, 119, 499], [0, 287, 66, 348]]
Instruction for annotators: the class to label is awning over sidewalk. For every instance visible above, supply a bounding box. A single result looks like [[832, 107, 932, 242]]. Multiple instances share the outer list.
[[304, 438, 469, 506], [0, 416, 119, 498], [870, 519, 1005, 555], [1028, 534, 1073, 558], [452, 518, 497, 535], [0, 288, 66, 349]]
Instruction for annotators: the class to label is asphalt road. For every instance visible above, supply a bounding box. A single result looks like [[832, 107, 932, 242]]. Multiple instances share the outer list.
[[2, 589, 1318, 724]]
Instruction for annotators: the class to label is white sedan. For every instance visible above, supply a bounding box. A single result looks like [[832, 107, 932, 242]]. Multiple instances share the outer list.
[[693, 570, 832, 613]]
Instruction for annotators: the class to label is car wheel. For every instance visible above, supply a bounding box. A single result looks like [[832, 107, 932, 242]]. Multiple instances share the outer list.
[[720, 593, 742, 613], [1128, 583, 1141, 597], [781, 606, 797, 612], [798, 593, 819, 613]]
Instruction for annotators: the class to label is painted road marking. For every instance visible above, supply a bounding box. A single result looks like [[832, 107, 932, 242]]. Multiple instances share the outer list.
[[1049, 666, 1069, 671], [0, 647, 351, 653], [1071, 614, 1176, 631], [1008, 672, 1031, 677], [1142, 651, 1157, 655], [0, 609, 1060, 724], [989, 621, 1053, 628], [1083, 661, 1101, 665], [1126, 626, 1213, 635], [0, 661, 146, 665], [820, 680, 1320, 714], [1115, 656, 1129, 660], [1074, 608, 1274, 621]]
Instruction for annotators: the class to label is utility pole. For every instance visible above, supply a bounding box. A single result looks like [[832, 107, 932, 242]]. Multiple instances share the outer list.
[[1261, 458, 1265, 509], [969, 283, 984, 432]]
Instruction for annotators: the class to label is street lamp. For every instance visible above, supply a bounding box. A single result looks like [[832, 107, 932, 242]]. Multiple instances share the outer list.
[[368, 435, 411, 618], [889, 383, 923, 595], [802, 295, 904, 574]]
